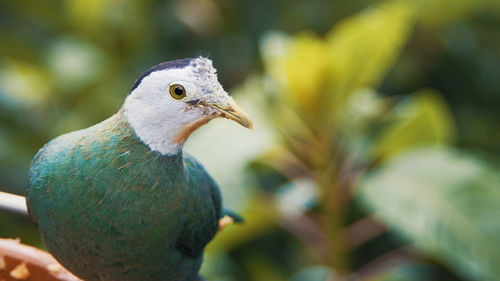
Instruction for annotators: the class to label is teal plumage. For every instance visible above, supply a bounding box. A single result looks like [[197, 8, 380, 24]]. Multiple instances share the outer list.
[[26, 57, 252, 281], [28, 112, 218, 281]]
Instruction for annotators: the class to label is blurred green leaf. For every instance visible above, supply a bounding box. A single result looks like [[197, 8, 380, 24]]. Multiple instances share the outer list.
[[260, 2, 415, 122], [65, 0, 110, 29], [260, 31, 330, 112], [337, 89, 389, 160], [358, 147, 500, 280], [401, 0, 500, 26], [205, 197, 277, 255], [370, 90, 455, 161], [242, 250, 288, 281], [325, 2, 415, 114]]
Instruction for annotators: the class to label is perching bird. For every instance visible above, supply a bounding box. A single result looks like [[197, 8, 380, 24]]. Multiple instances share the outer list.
[[26, 57, 251, 281]]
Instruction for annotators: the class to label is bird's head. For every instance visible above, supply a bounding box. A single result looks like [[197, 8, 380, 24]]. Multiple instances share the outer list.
[[122, 57, 252, 155]]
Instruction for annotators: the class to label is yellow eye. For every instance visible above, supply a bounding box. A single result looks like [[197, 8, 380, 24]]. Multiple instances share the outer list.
[[169, 84, 186, 100]]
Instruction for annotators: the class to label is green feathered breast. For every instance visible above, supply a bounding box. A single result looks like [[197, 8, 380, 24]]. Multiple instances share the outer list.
[[27, 111, 222, 281]]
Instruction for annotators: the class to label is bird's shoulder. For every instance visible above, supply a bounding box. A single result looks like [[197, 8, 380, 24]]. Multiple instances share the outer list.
[[26, 115, 137, 219], [183, 153, 218, 189], [182, 152, 222, 213], [29, 114, 136, 175], [28, 125, 98, 185]]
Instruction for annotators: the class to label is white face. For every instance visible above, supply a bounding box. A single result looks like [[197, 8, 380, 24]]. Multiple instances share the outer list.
[[122, 57, 237, 155]]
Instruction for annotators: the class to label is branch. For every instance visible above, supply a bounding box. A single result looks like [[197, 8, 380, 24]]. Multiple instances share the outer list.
[[0, 191, 29, 217]]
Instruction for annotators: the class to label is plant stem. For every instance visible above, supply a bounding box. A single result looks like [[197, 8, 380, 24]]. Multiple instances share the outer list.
[[320, 172, 350, 275]]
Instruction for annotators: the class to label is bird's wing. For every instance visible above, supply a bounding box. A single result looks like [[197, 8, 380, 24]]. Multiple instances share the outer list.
[[176, 153, 222, 257]]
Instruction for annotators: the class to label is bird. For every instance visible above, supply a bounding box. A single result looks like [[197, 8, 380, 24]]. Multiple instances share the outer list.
[[25, 57, 252, 281]]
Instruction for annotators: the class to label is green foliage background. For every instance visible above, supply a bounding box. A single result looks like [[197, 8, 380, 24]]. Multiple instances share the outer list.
[[0, 0, 499, 280]]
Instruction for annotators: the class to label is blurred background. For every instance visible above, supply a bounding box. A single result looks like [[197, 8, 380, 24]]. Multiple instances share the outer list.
[[1, 0, 499, 280]]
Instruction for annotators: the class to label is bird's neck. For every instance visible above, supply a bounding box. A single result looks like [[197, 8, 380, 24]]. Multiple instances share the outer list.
[[120, 100, 187, 156], [105, 111, 186, 164]]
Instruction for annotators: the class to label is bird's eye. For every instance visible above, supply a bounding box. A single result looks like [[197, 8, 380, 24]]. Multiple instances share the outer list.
[[169, 84, 186, 100]]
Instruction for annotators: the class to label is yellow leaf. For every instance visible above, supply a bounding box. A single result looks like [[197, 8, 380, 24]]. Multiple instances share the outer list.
[[370, 89, 456, 160], [260, 32, 331, 111], [403, 0, 500, 26], [283, 33, 330, 110], [326, 2, 415, 109], [65, 0, 107, 29]]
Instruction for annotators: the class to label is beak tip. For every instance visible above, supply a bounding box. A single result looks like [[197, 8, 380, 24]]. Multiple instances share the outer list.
[[246, 120, 254, 130], [236, 113, 252, 130], [232, 115, 252, 130]]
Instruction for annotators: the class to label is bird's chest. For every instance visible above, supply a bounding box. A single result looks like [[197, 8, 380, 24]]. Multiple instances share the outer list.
[[43, 144, 190, 250], [39, 163, 189, 275], [79, 161, 189, 240]]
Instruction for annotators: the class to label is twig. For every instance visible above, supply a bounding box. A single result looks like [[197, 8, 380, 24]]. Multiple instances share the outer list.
[[351, 246, 416, 281], [278, 213, 331, 262], [0, 191, 29, 217], [343, 216, 386, 249]]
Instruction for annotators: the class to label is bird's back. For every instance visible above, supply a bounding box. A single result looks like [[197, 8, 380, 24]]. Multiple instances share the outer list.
[[27, 112, 220, 281]]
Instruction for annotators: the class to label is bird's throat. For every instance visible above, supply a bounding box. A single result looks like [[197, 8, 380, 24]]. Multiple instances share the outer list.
[[173, 115, 217, 145]]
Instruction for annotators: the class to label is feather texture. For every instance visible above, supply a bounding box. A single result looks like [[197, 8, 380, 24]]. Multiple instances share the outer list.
[[27, 111, 221, 281]]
